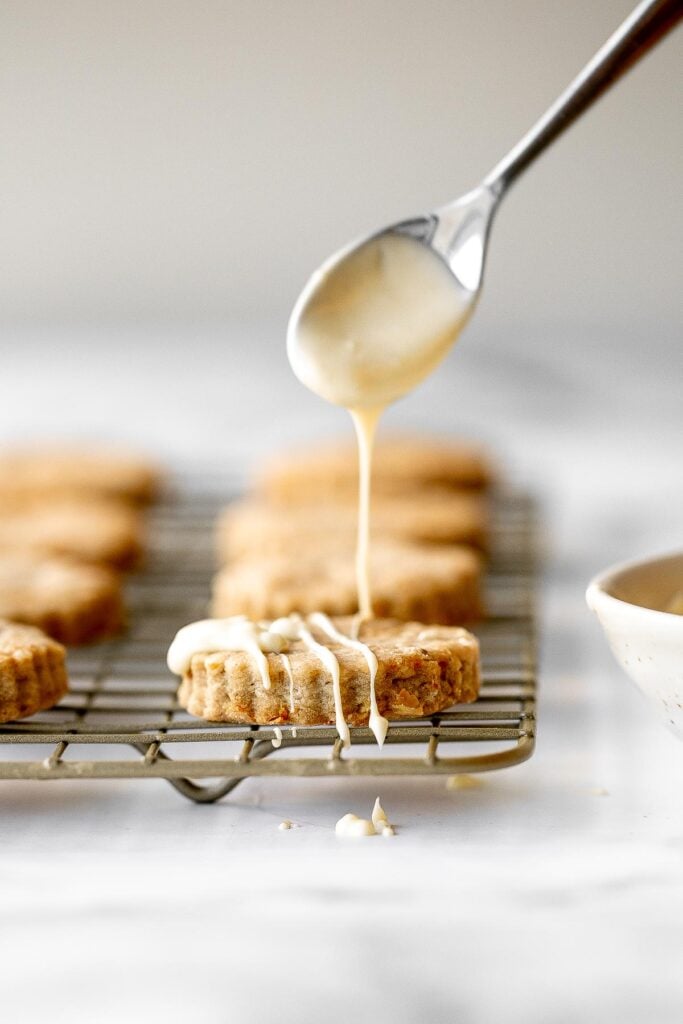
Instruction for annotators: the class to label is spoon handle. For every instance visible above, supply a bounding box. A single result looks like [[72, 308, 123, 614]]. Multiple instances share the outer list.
[[484, 0, 682, 196]]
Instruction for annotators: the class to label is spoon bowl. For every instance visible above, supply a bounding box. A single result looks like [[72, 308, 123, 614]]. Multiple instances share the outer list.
[[398, 185, 499, 295], [288, 1, 678, 405], [286, 219, 480, 410]]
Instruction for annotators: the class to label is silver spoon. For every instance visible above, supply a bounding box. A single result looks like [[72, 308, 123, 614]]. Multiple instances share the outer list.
[[288, 0, 681, 381]]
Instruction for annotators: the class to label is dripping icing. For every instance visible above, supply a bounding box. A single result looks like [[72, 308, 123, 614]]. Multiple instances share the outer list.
[[309, 611, 388, 747], [281, 653, 295, 717]]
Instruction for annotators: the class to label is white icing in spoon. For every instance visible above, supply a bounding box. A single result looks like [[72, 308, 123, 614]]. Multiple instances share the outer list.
[[288, 233, 472, 411]]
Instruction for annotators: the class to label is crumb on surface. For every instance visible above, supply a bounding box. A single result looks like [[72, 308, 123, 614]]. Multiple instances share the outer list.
[[447, 774, 484, 790]]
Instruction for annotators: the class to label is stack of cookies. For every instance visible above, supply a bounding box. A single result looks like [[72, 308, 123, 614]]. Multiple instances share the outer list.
[[171, 433, 493, 733], [0, 445, 161, 724], [212, 434, 493, 625]]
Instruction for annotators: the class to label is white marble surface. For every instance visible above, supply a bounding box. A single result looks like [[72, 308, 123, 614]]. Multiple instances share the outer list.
[[1, 322, 682, 1024]]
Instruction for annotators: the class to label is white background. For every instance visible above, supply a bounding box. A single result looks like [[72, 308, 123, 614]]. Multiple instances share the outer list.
[[0, 3, 682, 1023], [0, 0, 680, 329]]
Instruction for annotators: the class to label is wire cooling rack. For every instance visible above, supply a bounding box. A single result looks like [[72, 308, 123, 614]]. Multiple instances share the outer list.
[[0, 487, 537, 803]]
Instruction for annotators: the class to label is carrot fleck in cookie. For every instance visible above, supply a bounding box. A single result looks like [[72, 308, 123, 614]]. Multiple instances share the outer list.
[[217, 490, 489, 562], [255, 434, 494, 502], [211, 541, 484, 624], [0, 553, 125, 645], [0, 445, 162, 505], [172, 615, 480, 727], [0, 499, 145, 571], [0, 620, 68, 723]]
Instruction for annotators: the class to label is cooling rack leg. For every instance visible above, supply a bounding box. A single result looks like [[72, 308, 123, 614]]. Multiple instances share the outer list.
[[165, 776, 247, 804], [131, 739, 278, 805]]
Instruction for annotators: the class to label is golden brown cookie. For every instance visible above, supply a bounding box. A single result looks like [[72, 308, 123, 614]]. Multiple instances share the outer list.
[[211, 541, 484, 624], [0, 499, 145, 570], [217, 490, 489, 562], [0, 553, 125, 645], [0, 445, 161, 505], [178, 616, 480, 726], [0, 619, 68, 723], [256, 434, 494, 502]]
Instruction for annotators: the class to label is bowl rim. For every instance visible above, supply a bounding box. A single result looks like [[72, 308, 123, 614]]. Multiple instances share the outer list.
[[586, 549, 683, 622]]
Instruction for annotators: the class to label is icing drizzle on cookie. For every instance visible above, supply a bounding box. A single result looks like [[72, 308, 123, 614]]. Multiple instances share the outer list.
[[309, 611, 388, 747], [281, 653, 295, 717], [166, 616, 275, 690], [167, 613, 387, 749]]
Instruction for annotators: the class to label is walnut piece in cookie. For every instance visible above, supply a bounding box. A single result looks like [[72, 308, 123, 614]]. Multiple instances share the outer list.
[[0, 498, 145, 571], [0, 619, 68, 723], [212, 540, 484, 625], [176, 616, 480, 726], [0, 552, 125, 645]]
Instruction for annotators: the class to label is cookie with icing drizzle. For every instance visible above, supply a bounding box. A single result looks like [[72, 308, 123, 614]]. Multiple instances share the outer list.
[[168, 614, 480, 747]]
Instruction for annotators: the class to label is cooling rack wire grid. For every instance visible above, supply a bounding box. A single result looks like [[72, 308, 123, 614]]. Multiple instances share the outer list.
[[0, 487, 537, 803]]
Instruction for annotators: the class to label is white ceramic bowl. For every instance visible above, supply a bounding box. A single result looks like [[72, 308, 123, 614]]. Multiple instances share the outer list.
[[586, 552, 683, 738]]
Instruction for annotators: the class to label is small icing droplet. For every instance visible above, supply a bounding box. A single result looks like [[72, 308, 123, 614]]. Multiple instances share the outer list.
[[335, 813, 376, 837], [446, 774, 484, 790], [371, 796, 390, 832]]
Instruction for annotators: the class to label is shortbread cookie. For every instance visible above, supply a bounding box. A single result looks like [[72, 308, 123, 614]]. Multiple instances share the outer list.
[[256, 435, 493, 502], [212, 541, 484, 624], [0, 499, 144, 570], [218, 490, 489, 563], [0, 620, 68, 723], [177, 616, 480, 726], [0, 553, 125, 645], [0, 445, 161, 505]]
